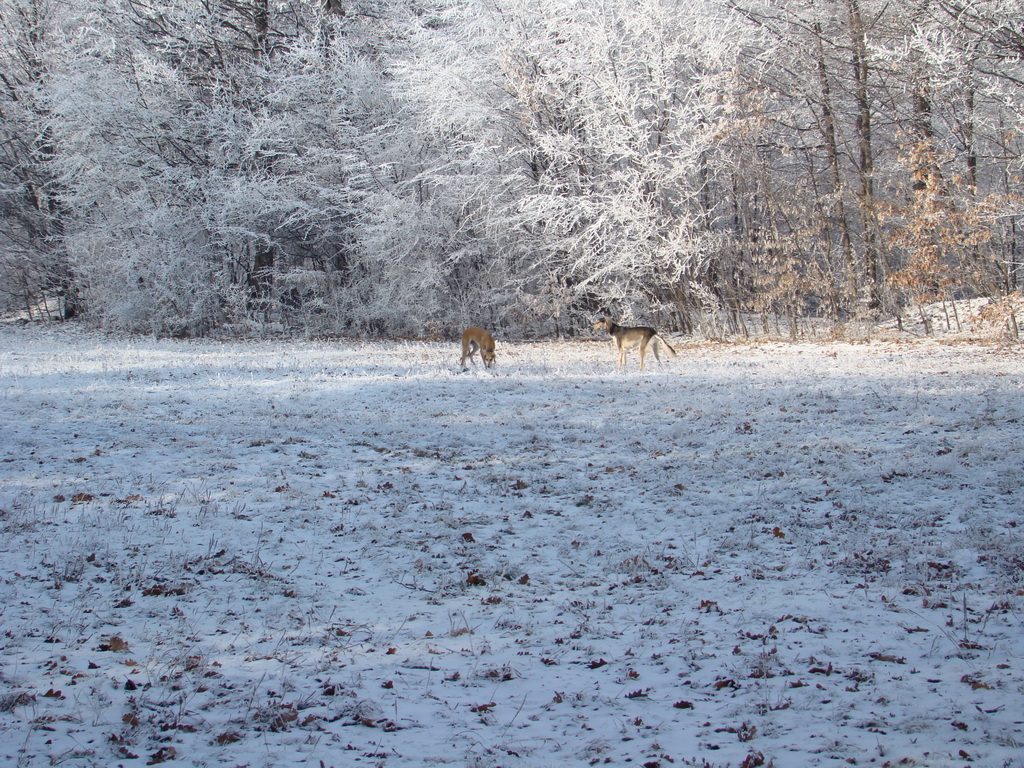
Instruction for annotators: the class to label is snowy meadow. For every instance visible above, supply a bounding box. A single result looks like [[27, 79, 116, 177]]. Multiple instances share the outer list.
[[1, 323, 1022, 768]]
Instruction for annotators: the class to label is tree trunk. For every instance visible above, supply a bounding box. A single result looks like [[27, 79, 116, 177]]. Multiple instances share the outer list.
[[813, 21, 856, 309], [847, 0, 885, 311]]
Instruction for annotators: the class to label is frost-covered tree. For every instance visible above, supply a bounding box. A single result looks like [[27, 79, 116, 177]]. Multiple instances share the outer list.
[[335, 0, 525, 336], [373, 0, 747, 334], [927, 0, 1024, 297], [710, 0, 1023, 330], [48, 1, 384, 335], [0, 0, 80, 318], [494, 0, 737, 330], [5, 0, 1023, 336]]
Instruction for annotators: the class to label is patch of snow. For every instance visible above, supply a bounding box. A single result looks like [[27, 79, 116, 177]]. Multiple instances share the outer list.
[[1, 323, 1022, 767]]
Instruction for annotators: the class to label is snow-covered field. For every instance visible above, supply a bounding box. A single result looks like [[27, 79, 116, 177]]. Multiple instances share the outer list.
[[1, 322, 1022, 768]]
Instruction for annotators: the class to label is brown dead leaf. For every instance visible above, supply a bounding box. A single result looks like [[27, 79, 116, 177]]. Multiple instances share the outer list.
[[961, 673, 993, 690], [99, 636, 128, 652], [737, 722, 758, 742], [147, 746, 177, 764], [868, 652, 906, 664]]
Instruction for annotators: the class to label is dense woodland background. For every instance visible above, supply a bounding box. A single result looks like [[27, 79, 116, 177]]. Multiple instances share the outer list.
[[1, 0, 1022, 338]]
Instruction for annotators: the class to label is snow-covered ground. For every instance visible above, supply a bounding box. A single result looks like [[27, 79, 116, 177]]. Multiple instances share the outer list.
[[1, 322, 1022, 768]]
